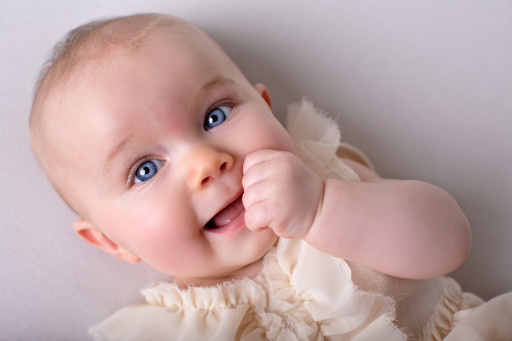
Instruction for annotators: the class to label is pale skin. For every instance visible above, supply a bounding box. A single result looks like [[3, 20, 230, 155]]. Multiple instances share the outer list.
[[244, 151, 471, 279], [32, 19, 471, 287]]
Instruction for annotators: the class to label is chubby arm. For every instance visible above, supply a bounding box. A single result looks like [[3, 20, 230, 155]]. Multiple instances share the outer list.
[[243, 150, 471, 279], [307, 159, 471, 279]]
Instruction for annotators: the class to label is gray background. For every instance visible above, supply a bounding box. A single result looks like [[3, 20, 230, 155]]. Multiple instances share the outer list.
[[1, 0, 511, 339]]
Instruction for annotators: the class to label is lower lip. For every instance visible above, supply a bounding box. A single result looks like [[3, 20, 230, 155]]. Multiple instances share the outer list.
[[204, 208, 246, 235]]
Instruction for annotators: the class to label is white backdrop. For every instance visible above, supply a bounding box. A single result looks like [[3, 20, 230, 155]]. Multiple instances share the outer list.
[[1, 1, 511, 339]]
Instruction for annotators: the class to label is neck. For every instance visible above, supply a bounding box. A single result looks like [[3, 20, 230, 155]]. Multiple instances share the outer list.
[[173, 257, 265, 288]]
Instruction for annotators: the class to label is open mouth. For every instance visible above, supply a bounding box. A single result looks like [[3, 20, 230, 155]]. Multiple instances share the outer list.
[[204, 193, 245, 230]]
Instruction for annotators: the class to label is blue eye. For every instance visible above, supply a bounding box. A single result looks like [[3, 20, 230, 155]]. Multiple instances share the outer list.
[[134, 159, 164, 184], [204, 105, 232, 130]]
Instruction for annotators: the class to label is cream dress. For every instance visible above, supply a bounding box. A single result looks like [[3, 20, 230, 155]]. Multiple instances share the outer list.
[[90, 101, 512, 340]]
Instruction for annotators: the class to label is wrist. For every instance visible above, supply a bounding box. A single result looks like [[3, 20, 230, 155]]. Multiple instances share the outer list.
[[303, 178, 358, 260], [302, 178, 326, 240]]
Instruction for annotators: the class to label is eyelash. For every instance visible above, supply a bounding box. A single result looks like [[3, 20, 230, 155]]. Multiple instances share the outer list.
[[204, 99, 235, 125], [127, 156, 161, 186]]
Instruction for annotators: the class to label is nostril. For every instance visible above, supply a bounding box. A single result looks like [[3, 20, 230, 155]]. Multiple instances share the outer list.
[[201, 176, 211, 185], [220, 162, 228, 171]]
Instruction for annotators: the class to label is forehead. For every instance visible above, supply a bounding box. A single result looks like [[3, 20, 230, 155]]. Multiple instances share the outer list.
[[61, 28, 234, 113], [47, 28, 244, 168], [138, 29, 242, 81], [83, 30, 240, 127], [85, 29, 239, 103]]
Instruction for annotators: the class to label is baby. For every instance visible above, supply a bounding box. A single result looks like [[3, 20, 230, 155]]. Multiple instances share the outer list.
[[29, 13, 512, 340]]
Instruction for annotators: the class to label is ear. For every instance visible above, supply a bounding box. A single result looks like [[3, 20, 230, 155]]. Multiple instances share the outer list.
[[73, 219, 140, 264], [253, 83, 272, 109]]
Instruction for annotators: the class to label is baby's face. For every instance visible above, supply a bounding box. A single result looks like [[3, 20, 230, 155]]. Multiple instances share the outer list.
[[55, 30, 295, 284]]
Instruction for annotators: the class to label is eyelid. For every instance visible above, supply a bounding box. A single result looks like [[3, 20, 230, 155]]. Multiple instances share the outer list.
[[205, 98, 235, 115], [203, 99, 236, 127]]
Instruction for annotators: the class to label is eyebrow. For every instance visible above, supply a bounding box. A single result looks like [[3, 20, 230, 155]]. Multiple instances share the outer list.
[[200, 77, 236, 95], [104, 131, 135, 173]]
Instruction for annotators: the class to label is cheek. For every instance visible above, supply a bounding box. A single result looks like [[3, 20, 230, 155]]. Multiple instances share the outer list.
[[235, 109, 295, 154], [102, 190, 194, 257]]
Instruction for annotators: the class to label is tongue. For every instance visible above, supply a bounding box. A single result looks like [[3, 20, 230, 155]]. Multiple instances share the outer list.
[[213, 195, 244, 227]]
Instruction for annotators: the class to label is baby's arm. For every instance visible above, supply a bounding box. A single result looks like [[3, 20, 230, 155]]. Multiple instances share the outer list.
[[243, 150, 471, 279]]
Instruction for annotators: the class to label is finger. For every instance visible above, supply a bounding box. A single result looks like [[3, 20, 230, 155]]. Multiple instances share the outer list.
[[242, 181, 270, 211], [243, 149, 281, 175], [242, 159, 274, 189], [243, 151, 298, 189], [244, 200, 272, 231]]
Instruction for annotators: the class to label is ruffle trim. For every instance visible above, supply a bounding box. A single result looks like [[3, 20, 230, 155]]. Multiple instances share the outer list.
[[275, 238, 405, 339], [141, 249, 320, 339], [142, 278, 267, 312], [421, 277, 483, 340], [287, 100, 362, 182], [141, 241, 404, 340]]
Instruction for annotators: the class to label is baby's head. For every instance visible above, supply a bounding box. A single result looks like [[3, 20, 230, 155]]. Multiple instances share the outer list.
[[29, 13, 296, 286]]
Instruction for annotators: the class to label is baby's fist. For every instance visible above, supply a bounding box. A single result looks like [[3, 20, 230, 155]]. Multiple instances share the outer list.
[[242, 149, 323, 239]]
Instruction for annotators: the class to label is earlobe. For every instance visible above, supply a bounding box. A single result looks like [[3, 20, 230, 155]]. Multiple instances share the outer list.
[[73, 219, 141, 264], [253, 83, 272, 109]]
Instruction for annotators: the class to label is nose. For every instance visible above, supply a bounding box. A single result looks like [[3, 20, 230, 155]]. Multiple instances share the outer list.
[[184, 145, 233, 190]]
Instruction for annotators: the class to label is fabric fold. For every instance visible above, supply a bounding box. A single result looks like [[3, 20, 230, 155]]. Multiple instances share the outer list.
[[287, 100, 361, 182]]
